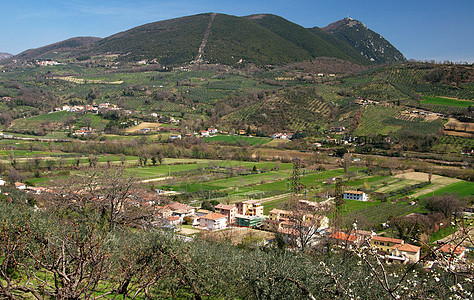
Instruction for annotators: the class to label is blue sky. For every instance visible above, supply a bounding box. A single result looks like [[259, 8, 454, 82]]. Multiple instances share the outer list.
[[2, 0, 473, 62]]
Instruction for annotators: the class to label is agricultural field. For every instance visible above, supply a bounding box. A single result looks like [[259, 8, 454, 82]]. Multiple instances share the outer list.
[[204, 135, 271, 145], [421, 96, 473, 107], [124, 122, 162, 133], [354, 105, 444, 136], [419, 180, 473, 198], [53, 76, 123, 84]]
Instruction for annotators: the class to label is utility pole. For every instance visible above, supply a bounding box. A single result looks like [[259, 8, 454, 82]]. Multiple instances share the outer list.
[[291, 157, 304, 195], [334, 178, 345, 230]]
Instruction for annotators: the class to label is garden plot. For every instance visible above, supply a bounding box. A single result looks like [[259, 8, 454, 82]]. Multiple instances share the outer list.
[[124, 122, 162, 133], [393, 172, 460, 198], [375, 178, 418, 193]]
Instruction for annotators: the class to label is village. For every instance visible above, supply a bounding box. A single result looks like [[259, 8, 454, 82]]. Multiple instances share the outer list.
[[1, 175, 468, 271]]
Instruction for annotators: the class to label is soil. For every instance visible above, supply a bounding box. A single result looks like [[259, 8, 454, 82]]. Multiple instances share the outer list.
[[125, 122, 162, 133]]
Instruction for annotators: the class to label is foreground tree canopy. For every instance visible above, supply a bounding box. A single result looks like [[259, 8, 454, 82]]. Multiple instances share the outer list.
[[0, 194, 472, 300]]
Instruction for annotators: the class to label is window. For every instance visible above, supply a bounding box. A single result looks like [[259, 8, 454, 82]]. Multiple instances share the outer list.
[[380, 242, 384, 246]]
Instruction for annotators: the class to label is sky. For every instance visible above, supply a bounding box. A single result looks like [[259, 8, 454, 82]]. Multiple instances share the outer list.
[[1, 0, 473, 62]]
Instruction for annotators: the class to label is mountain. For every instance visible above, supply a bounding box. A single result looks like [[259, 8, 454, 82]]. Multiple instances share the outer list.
[[0, 52, 13, 60], [12, 37, 101, 61], [245, 14, 372, 65], [87, 13, 317, 66], [6, 14, 405, 67], [321, 18, 405, 64]]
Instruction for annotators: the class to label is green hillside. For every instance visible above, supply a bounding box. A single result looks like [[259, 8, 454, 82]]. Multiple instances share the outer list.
[[89, 14, 212, 65], [223, 87, 333, 133], [203, 14, 312, 66], [5, 13, 407, 68], [245, 14, 367, 65], [13, 37, 100, 61]]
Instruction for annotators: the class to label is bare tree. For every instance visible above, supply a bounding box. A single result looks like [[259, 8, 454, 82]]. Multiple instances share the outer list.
[[284, 198, 328, 251], [43, 168, 153, 230]]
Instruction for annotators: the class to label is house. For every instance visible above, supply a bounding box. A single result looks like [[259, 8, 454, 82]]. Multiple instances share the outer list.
[[370, 236, 404, 253], [26, 186, 49, 194], [170, 135, 182, 140], [166, 216, 182, 225], [263, 208, 292, 231], [264, 208, 329, 234], [329, 231, 361, 246], [370, 236, 421, 263], [196, 209, 213, 217], [73, 127, 94, 136], [165, 202, 195, 218], [14, 182, 26, 190], [343, 190, 368, 201], [238, 130, 247, 135], [199, 213, 227, 230], [390, 243, 421, 263], [0, 178, 5, 186], [215, 204, 237, 224], [154, 206, 172, 219], [268, 208, 292, 221], [236, 200, 263, 216], [438, 244, 466, 259], [201, 130, 209, 137], [208, 127, 218, 134]]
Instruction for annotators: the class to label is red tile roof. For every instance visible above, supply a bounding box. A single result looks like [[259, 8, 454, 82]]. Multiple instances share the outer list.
[[269, 208, 290, 215], [345, 190, 364, 195], [201, 213, 227, 220], [393, 243, 420, 253], [215, 204, 236, 210], [371, 236, 403, 244], [439, 244, 466, 255], [330, 232, 358, 242]]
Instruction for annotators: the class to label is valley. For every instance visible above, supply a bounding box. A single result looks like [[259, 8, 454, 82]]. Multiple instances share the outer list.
[[0, 11, 472, 300]]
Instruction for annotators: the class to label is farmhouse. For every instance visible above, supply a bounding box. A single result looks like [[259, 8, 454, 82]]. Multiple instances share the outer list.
[[343, 190, 368, 201]]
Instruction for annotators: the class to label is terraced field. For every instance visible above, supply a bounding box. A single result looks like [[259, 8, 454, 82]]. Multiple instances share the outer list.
[[354, 105, 444, 136]]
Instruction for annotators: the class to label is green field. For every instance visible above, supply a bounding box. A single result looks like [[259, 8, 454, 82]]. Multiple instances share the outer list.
[[421, 96, 473, 107], [130, 160, 292, 180], [419, 180, 474, 198], [205, 135, 271, 145]]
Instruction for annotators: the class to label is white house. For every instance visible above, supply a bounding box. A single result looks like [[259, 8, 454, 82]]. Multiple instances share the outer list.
[[199, 213, 227, 230], [0, 178, 5, 186], [14, 182, 26, 190], [343, 190, 368, 201]]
